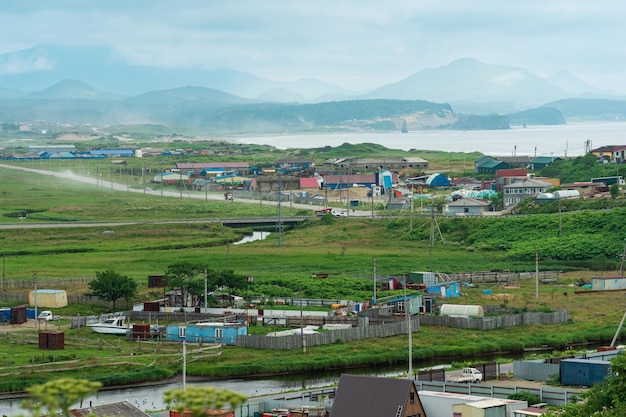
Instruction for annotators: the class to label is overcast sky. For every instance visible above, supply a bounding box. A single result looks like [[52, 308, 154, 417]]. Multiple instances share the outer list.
[[2, 1, 625, 92]]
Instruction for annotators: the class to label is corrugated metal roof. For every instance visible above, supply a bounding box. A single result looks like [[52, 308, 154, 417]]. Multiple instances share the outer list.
[[331, 374, 413, 417]]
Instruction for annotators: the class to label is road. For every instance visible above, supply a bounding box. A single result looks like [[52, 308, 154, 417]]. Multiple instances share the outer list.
[[0, 163, 373, 219]]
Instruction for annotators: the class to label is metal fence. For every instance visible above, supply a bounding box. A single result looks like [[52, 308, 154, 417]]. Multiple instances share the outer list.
[[449, 271, 561, 284]]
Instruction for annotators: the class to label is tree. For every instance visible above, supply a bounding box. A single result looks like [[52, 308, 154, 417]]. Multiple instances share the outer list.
[[21, 378, 102, 417], [88, 270, 138, 310], [164, 386, 247, 417], [164, 262, 205, 308], [610, 183, 620, 200]]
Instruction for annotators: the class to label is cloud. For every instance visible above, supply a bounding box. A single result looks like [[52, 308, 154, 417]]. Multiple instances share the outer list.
[[0, 49, 55, 75], [1, 1, 626, 91]]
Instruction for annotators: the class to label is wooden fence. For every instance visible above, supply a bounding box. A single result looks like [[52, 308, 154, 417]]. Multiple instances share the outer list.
[[237, 319, 419, 349], [418, 311, 569, 331]]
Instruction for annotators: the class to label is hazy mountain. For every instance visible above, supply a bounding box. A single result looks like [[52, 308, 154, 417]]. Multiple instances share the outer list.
[[124, 86, 259, 106], [256, 88, 308, 103], [364, 58, 568, 108], [0, 44, 352, 99], [0, 87, 23, 99], [546, 69, 610, 96], [26, 78, 120, 100]]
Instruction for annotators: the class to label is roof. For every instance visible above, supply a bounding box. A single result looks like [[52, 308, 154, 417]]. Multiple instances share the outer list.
[[532, 156, 561, 163], [71, 401, 149, 417], [478, 160, 508, 169], [448, 198, 490, 207], [514, 407, 548, 416], [176, 162, 249, 169], [323, 174, 377, 184], [496, 156, 532, 164], [592, 145, 626, 152], [300, 177, 321, 188], [331, 374, 414, 417], [502, 179, 552, 189], [462, 398, 507, 409]]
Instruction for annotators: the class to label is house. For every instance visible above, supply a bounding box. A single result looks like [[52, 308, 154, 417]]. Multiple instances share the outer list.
[[496, 155, 532, 168], [385, 295, 423, 315], [324, 157, 428, 173], [322, 173, 378, 190], [530, 156, 562, 170], [276, 158, 315, 172], [474, 155, 496, 173], [451, 177, 483, 190], [176, 162, 250, 176], [502, 179, 553, 208], [591, 145, 626, 163], [330, 374, 427, 417], [166, 322, 247, 345], [476, 160, 511, 175], [70, 401, 150, 417], [445, 198, 491, 216], [300, 177, 322, 192]]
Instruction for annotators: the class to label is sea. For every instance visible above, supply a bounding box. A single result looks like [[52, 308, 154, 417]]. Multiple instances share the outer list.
[[226, 122, 626, 157]]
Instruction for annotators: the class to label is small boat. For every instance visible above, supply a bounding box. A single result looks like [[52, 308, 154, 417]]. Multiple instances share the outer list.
[[87, 315, 131, 335]]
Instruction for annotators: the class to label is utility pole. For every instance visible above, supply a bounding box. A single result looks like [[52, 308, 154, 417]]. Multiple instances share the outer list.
[[372, 257, 377, 305], [33, 272, 38, 331], [300, 285, 306, 354], [405, 278, 412, 379]]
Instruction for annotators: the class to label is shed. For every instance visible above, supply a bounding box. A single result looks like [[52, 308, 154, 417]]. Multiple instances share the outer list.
[[440, 304, 484, 318], [419, 391, 527, 417], [409, 271, 436, 286], [591, 276, 626, 291], [560, 358, 611, 387], [452, 398, 509, 417], [28, 289, 68, 308], [426, 173, 450, 188], [425, 282, 460, 299]]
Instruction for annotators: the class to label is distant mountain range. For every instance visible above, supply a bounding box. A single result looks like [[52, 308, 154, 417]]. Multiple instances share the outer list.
[[2, 44, 626, 133]]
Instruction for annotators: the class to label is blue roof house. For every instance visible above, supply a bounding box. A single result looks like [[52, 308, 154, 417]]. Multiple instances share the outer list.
[[166, 322, 247, 345]]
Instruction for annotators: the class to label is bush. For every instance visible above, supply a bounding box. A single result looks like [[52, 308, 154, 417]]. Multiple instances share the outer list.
[[508, 391, 541, 405]]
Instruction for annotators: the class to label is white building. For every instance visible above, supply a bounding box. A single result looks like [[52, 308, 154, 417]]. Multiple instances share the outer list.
[[502, 179, 553, 208]]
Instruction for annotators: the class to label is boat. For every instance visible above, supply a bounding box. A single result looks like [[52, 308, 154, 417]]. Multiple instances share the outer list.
[[87, 315, 131, 335]]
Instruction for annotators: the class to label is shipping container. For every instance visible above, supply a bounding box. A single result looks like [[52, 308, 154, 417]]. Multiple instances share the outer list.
[[38, 331, 65, 350], [0, 308, 11, 323], [560, 359, 611, 387], [132, 324, 151, 340], [148, 275, 165, 288]]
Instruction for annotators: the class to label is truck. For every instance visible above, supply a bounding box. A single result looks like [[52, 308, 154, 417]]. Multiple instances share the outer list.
[[445, 367, 483, 383]]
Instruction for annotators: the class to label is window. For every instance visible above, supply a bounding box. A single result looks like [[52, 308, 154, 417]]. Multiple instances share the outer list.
[[178, 326, 186, 339], [215, 327, 223, 341], [409, 392, 415, 404]]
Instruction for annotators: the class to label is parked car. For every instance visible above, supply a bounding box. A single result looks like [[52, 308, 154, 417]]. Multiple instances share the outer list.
[[332, 209, 347, 217], [446, 367, 483, 383], [38, 310, 53, 321]]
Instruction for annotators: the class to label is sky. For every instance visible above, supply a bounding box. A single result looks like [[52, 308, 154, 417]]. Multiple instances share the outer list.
[[1, 1, 626, 92]]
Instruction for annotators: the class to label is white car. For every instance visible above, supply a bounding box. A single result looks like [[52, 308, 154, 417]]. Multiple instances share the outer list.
[[38, 310, 53, 321], [332, 210, 347, 217]]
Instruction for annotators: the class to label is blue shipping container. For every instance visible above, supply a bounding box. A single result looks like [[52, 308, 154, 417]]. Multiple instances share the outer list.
[[0, 308, 10, 323], [560, 359, 611, 387]]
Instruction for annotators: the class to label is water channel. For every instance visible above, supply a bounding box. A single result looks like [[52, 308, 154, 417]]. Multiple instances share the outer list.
[[0, 351, 524, 415]]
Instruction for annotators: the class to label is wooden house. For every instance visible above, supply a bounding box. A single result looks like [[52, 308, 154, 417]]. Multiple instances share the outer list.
[[330, 374, 427, 417]]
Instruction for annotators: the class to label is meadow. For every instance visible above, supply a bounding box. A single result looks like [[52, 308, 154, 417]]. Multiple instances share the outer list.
[[1, 160, 625, 393]]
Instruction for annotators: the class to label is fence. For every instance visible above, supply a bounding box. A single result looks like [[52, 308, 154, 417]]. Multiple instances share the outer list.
[[414, 380, 579, 407], [237, 319, 419, 349], [1, 277, 96, 290], [449, 271, 561, 284], [418, 311, 569, 330]]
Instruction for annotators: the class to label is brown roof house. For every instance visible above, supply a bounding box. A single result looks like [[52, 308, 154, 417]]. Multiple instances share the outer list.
[[331, 374, 426, 417]]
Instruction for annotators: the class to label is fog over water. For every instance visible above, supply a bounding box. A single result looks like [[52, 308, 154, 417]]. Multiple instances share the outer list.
[[231, 122, 626, 157]]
